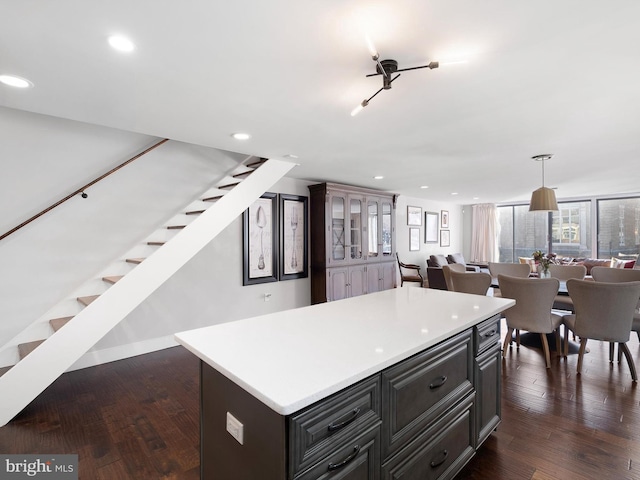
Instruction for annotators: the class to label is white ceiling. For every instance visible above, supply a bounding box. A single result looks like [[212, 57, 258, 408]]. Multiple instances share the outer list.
[[2, 1, 639, 205]]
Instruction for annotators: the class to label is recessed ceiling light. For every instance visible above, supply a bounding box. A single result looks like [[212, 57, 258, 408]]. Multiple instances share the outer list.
[[231, 133, 251, 140], [473, 197, 479, 200], [420, 185, 429, 189], [451, 192, 459, 195], [0, 75, 33, 88], [374, 175, 384, 180], [108, 35, 135, 52], [284, 154, 298, 159]]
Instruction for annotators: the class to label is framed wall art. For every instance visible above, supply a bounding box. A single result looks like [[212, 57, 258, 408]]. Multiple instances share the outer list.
[[243, 192, 278, 285], [424, 211, 438, 243], [279, 194, 308, 281], [441, 210, 449, 229], [440, 229, 451, 247], [407, 206, 422, 226], [409, 228, 421, 251]]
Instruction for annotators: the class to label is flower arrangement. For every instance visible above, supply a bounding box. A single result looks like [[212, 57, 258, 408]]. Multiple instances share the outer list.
[[532, 250, 557, 275]]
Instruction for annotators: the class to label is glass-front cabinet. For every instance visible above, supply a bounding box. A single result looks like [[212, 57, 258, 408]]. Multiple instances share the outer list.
[[309, 183, 397, 304], [328, 192, 366, 266]]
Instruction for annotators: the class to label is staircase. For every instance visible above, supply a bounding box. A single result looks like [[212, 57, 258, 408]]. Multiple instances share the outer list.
[[0, 156, 296, 426]]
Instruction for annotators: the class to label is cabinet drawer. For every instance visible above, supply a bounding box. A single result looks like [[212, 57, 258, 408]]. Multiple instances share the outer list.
[[474, 315, 500, 355], [381, 330, 473, 459], [381, 395, 475, 480], [289, 375, 381, 476], [295, 423, 380, 480]]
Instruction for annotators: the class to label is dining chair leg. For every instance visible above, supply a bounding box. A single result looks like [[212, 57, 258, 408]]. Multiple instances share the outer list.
[[554, 329, 562, 357], [502, 327, 513, 357], [619, 342, 638, 382], [609, 342, 615, 363], [577, 338, 588, 375], [540, 333, 551, 369], [563, 327, 569, 357], [515, 329, 521, 349]]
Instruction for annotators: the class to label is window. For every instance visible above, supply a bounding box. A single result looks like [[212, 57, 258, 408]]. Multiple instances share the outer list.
[[597, 197, 640, 258], [497, 206, 549, 262], [498, 196, 637, 262], [551, 201, 591, 258]]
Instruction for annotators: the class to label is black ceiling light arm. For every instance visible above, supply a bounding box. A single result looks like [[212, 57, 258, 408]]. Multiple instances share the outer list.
[[366, 74, 401, 103], [365, 61, 438, 77], [351, 50, 438, 115]]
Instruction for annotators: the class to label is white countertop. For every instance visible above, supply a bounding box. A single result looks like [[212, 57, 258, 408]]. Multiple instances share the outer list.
[[175, 287, 514, 415]]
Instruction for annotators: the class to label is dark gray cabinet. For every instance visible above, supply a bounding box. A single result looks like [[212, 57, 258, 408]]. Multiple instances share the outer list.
[[200, 319, 500, 480], [473, 316, 501, 447]]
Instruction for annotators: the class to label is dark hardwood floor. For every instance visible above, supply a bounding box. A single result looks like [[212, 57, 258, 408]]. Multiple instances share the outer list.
[[1, 324, 640, 479]]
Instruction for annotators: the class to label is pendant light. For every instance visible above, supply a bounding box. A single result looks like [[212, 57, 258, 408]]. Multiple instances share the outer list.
[[529, 154, 558, 211]]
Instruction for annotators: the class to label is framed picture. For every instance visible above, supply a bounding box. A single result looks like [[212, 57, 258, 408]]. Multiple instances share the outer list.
[[441, 210, 449, 229], [409, 227, 421, 251], [424, 211, 438, 243], [243, 192, 278, 285], [407, 206, 422, 226], [440, 229, 450, 247], [279, 194, 308, 281]]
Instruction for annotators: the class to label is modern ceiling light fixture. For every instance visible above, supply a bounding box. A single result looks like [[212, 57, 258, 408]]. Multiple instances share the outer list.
[[351, 40, 439, 116], [529, 154, 558, 211]]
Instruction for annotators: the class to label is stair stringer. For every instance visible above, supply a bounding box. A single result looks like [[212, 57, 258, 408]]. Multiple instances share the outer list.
[[0, 158, 296, 427]]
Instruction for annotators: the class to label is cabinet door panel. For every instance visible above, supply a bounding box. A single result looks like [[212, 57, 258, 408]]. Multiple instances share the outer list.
[[329, 269, 348, 302], [475, 345, 501, 447], [381, 262, 396, 291], [329, 194, 347, 265], [349, 266, 367, 298], [349, 196, 365, 262], [367, 265, 382, 294]]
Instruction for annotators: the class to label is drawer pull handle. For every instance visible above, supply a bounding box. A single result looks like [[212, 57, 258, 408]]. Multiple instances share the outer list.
[[483, 329, 497, 338], [429, 375, 448, 389], [430, 449, 448, 468], [328, 445, 360, 471], [327, 407, 361, 432]]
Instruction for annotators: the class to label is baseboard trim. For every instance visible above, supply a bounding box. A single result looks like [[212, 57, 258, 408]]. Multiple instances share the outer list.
[[69, 335, 178, 371]]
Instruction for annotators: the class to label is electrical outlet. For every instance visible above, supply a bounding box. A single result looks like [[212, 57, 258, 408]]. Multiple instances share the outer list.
[[226, 412, 244, 445]]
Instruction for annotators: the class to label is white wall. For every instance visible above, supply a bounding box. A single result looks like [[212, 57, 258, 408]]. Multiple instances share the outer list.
[[395, 195, 464, 275]]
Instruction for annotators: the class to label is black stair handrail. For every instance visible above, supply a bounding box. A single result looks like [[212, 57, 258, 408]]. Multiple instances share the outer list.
[[0, 138, 169, 242]]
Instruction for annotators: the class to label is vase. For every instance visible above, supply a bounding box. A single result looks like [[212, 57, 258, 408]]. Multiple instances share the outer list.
[[537, 264, 550, 278]]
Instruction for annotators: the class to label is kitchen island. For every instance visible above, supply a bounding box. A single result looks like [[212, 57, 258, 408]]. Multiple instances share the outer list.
[[175, 287, 514, 480]]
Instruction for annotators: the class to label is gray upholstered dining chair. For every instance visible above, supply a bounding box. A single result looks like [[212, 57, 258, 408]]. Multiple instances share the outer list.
[[591, 266, 640, 342], [488, 262, 531, 297], [449, 270, 492, 296], [442, 263, 466, 291], [563, 279, 640, 382], [498, 274, 562, 369], [548, 264, 587, 312]]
